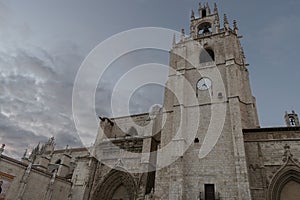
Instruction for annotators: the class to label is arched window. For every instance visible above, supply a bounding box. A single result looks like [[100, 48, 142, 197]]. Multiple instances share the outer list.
[[200, 49, 215, 63], [202, 10, 207, 18], [198, 22, 212, 34]]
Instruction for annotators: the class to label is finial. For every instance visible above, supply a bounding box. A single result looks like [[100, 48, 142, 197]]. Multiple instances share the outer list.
[[181, 29, 185, 42], [47, 136, 55, 145], [191, 9, 195, 20], [0, 144, 5, 155], [199, 2, 202, 9], [22, 149, 28, 158], [172, 33, 176, 46], [224, 14, 229, 32], [224, 14, 229, 25], [214, 3, 218, 14], [206, 3, 211, 15], [36, 142, 40, 150], [233, 20, 238, 34]]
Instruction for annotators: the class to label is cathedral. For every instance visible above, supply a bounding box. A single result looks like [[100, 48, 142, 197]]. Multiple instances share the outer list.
[[1, 3, 300, 200]]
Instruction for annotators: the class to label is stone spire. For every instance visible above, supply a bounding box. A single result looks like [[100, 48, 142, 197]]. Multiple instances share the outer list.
[[224, 14, 229, 27], [233, 20, 239, 35], [191, 9, 195, 20], [214, 3, 218, 14], [198, 2, 202, 16], [224, 14, 230, 33], [42, 137, 55, 153], [206, 2, 211, 15], [198, 2, 202, 9], [180, 28, 185, 42], [29, 142, 40, 161], [172, 33, 176, 47], [21, 149, 30, 164]]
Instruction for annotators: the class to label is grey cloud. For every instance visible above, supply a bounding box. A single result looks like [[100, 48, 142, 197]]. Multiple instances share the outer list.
[[0, 42, 84, 159], [0, 112, 49, 158], [54, 131, 82, 150]]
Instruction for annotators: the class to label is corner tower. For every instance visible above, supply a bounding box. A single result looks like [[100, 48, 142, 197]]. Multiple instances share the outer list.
[[154, 3, 259, 200]]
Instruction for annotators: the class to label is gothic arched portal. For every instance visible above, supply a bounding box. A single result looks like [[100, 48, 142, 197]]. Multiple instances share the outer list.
[[92, 169, 137, 200], [268, 167, 300, 200]]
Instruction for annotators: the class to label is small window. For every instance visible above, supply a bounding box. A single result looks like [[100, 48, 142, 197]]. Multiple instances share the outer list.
[[194, 138, 200, 143], [200, 49, 215, 63], [289, 117, 296, 126], [202, 10, 207, 18], [55, 159, 61, 164], [205, 184, 215, 200]]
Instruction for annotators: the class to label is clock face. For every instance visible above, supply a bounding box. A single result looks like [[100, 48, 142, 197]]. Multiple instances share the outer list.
[[197, 77, 212, 90]]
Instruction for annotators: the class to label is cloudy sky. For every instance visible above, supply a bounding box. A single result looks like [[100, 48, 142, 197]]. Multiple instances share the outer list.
[[0, 0, 299, 158]]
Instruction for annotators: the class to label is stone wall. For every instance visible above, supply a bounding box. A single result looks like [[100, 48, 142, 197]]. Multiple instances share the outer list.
[[0, 154, 71, 200], [244, 127, 300, 200]]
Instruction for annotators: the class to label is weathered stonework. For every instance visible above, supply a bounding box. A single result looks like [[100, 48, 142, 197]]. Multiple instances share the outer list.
[[244, 127, 300, 200]]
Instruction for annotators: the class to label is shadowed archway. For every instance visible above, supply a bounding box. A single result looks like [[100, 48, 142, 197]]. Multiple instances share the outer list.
[[92, 169, 137, 200]]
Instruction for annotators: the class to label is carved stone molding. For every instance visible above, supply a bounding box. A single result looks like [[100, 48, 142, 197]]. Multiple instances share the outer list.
[[267, 144, 300, 200]]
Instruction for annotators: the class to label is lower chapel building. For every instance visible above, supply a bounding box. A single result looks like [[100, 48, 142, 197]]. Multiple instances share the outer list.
[[1, 3, 300, 200]]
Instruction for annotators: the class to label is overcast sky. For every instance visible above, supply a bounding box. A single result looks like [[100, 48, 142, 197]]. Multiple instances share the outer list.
[[0, 0, 299, 158]]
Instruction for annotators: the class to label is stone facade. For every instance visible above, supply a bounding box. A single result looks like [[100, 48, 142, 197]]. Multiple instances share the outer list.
[[244, 127, 300, 200], [1, 3, 300, 200], [0, 154, 72, 200]]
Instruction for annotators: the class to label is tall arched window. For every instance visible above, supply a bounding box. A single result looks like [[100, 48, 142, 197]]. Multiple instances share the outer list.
[[200, 49, 215, 63], [202, 10, 207, 18]]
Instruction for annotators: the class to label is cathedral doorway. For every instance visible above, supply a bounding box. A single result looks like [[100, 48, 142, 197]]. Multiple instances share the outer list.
[[268, 168, 300, 200], [92, 169, 136, 200], [111, 184, 130, 200]]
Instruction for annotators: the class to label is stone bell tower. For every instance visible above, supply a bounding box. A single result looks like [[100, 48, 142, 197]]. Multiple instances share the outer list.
[[154, 3, 259, 200], [285, 110, 300, 127]]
